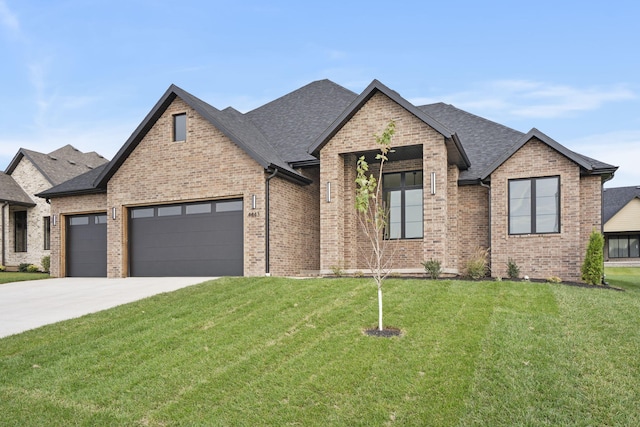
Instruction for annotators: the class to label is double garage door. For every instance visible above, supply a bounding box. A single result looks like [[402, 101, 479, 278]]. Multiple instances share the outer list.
[[66, 199, 243, 277]]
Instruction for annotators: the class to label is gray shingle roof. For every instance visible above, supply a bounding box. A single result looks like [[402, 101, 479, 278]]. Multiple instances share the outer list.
[[418, 103, 617, 183], [5, 145, 108, 186], [418, 103, 524, 182], [37, 163, 108, 198], [603, 186, 640, 224], [0, 173, 35, 206], [39, 79, 617, 198], [247, 79, 357, 163]]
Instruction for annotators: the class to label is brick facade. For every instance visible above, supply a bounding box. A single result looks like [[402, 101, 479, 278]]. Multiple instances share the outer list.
[[319, 92, 452, 274], [489, 139, 599, 281], [4, 158, 52, 269], [269, 166, 320, 276], [43, 84, 606, 282], [105, 98, 267, 278], [457, 184, 490, 271]]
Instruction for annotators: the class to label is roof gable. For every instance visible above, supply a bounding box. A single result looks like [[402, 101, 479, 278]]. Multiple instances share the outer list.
[[603, 185, 640, 223], [95, 85, 309, 188], [604, 196, 640, 232], [308, 79, 470, 169], [479, 128, 617, 181]]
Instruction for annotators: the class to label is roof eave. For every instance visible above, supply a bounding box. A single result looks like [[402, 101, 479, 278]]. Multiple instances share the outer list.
[[35, 187, 107, 200], [0, 198, 36, 207], [267, 164, 313, 186]]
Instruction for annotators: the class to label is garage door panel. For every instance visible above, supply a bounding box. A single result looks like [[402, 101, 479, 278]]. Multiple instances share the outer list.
[[129, 200, 243, 277], [66, 214, 107, 277]]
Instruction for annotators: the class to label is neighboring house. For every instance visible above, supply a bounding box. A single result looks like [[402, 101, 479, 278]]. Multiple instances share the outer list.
[[0, 145, 108, 270], [603, 186, 640, 261], [38, 79, 617, 281]]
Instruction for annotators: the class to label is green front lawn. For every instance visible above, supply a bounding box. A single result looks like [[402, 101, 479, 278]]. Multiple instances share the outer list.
[[1, 276, 639, 426], [0, 272, 50, 285]]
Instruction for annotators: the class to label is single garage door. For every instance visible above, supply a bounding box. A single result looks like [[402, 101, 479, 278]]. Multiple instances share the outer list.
[[129, 199, 243, 277], [66, 213, 108, 277]]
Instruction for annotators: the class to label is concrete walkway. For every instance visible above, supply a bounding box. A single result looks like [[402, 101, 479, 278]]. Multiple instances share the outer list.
[[0, 277, 217, 338]]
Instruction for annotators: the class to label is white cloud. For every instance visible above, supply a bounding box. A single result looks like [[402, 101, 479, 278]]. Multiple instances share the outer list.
[[409, 80, 636, 119], [0, 0, 19, 34], [565, 130, 640, 188], [0, 119, 138, 166]]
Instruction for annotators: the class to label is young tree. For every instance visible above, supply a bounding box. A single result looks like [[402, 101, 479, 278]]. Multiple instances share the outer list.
[[581, 229, 605, 285], [355, 120, 395, 331]]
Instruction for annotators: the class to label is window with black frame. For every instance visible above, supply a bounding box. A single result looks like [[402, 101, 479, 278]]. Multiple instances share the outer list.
[[173, 113, 186, 141], [509, 176, 560, 235], [43, 216, 51, 250], [15, 211, 27, 252], [608, 235, 640, 258], [383, 171, 423, 239]]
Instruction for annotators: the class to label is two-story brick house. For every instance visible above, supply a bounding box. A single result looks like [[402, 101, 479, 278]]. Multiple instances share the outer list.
[[38, 79, 616, 281], [0, 145, 108, 270]]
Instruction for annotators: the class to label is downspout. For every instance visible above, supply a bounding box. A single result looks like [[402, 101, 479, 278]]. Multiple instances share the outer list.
[[1, 202, 7, 267], [265, 168, 278, 276], [479, 181, 491, 273]]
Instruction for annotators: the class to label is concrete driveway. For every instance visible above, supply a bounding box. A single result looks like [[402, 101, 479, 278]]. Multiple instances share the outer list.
[[0, 277, 217, 338]]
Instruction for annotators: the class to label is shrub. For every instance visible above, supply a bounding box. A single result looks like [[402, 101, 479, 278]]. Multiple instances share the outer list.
[[506, 258, 520, 279], [41, 255, 50, 273], [581, 229, 604, 285], [546, 276, 562, 283], [0, 265, 5, 272], [421, 259, 442, 280], [330, 265, 345, 277], [465, 247, 489, 280], [353, 271, 364, 278], [18, 263, 30, 273], [26, 264, 40, 273]]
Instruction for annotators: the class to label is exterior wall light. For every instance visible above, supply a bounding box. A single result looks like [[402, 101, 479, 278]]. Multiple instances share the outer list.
[[112, 207, 117, 220], [430, 172, 436, 195], [251, 194, 257, 210], [52, 214, 57, 226], [326, 182, 331, 203]]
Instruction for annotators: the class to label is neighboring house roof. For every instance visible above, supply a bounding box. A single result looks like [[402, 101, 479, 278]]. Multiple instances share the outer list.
[[5, 145, 108, 186], [309, 80, 471, 170], [603, 186, 640, 224], [0, 172, 36, 206]]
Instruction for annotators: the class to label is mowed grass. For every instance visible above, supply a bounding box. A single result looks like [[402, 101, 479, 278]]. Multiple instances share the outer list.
[[0, 272, 49, 285], [1, 273, 639, 426]]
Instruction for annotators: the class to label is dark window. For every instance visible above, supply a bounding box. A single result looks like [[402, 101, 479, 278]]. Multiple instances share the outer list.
[[608, 235, 640, 258], [383, 171, 423, 239], [44, 216, 51, 250], [173, 113, 186, 141], [15, 211, 27, 252], [509, 177, 560, 235]]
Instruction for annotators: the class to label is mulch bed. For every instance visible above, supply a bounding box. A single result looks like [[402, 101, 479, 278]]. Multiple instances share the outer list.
[[363, 327, 403, 338]]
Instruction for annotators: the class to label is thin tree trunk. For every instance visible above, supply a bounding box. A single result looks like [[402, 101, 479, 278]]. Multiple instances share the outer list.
[[378, 286, 383, 331]]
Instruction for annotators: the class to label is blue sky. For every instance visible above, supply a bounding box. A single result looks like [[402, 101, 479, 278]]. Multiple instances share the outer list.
[[1, 0, 638, 187]]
